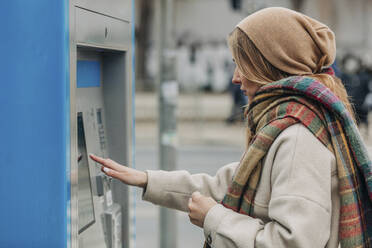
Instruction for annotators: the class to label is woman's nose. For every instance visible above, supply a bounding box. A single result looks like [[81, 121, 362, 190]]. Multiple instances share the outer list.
[[232, 70, 241, 85]]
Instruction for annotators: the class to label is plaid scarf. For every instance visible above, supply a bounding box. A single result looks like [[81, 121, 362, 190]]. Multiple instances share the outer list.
[[205, 76, 372, 248]]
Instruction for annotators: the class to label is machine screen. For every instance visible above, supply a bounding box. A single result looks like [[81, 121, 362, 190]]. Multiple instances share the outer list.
[[77, 112, 96, 233]]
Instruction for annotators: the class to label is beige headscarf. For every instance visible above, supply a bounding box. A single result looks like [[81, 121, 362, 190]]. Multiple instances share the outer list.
[[237, 7, 336, 75]]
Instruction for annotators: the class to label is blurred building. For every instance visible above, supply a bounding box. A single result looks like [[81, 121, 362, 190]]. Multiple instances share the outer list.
[[136, 0, 372, 92]]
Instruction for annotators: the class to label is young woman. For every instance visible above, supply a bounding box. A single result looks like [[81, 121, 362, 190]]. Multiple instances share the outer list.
[[90, 7, 372, 248]]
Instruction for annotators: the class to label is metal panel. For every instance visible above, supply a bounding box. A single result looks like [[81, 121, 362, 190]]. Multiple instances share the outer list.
[[76, 89, 108, 248], [75, 51, 107, 248], [102, 52, 133, 248], [76, 7, 130, 50], [72, 1, 133, 247], [75, 48, 133, 248], [75, 0, 131, 22]]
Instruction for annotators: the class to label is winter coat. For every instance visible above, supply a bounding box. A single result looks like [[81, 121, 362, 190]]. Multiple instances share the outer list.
[[143, 123, 340, 248]]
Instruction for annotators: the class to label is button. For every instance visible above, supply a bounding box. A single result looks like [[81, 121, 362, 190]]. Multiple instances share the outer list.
[[206, 234, 212, 244]]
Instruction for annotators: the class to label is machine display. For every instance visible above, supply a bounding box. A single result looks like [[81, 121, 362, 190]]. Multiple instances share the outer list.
[[77, 112, 96, 234]]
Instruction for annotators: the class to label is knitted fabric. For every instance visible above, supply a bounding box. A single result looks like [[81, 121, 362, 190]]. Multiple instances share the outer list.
[[237, 7, 336, 75], [205, 76, 372, 248]]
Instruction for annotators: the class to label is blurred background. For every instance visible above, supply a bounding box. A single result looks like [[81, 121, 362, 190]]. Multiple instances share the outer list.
[[133, 0, 372, 247]]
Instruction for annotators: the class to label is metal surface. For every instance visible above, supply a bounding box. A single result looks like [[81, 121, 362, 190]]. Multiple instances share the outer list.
[[76, 7, 131, 51], [74, 49, 133, 248], [70, 1, 133, 247], [103, 203, 122, 247], [75, 0, 131, 22], [102, 51, 133, 248], [75, 53, 109, 247]]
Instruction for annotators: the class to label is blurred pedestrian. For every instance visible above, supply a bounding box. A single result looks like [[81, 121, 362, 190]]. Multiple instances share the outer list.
[[226, 74, 247, 124], [331, 59, 342, 78], [90, 7, 372, 248], [341, 54, 370, 126], [362, 65, 372, 116]]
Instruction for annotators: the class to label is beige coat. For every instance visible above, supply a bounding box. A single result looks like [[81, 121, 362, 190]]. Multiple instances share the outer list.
[[143, 124, 340, 248]]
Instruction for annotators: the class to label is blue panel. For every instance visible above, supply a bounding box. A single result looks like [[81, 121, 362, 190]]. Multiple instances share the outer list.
[[0, 1, 69, 247], [77, 60, 101, 88]]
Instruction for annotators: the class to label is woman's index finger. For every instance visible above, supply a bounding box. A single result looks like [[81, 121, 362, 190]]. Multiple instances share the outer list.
[[89, 154, 120, 170], [89, 154, 106, 165]]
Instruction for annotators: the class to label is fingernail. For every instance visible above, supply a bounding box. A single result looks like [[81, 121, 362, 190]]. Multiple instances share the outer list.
[[103, 167, 110, 173]]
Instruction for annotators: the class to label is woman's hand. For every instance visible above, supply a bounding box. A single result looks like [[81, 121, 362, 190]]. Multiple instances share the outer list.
[[188, 191, 218, 228], [89, 154, 148, 188]]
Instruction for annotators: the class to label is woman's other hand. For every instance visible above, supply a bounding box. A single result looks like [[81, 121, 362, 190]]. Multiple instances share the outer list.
[[89, 154, 148, 188], [188, 191, 217, 228]]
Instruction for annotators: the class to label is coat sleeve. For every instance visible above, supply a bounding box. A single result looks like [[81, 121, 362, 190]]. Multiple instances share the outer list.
[[203, 124, 335, 248], [142, 162, 239, 212]]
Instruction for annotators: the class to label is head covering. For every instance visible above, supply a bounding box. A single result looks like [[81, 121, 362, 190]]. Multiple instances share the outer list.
[[237, 7, 336, 75]]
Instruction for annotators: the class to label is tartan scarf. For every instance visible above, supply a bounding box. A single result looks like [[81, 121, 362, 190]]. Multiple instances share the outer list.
[[205, 76, 372, 248]]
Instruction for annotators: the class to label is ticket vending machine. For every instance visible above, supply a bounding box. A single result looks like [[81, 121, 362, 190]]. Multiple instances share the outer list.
[[71, 1, 134, 248], [74, 49, 132, 248], [0, 1, 134, 247]]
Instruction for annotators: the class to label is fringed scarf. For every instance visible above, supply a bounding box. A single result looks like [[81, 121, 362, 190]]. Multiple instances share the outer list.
[[205, 76, 372, 248]]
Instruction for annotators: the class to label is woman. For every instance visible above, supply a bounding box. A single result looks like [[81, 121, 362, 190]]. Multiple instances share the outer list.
[[90, 7, 372, 248]]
